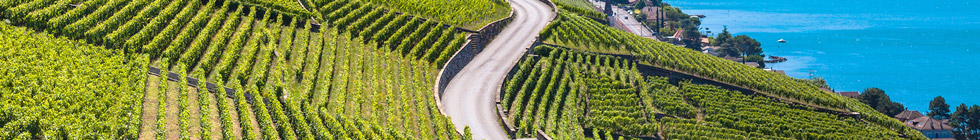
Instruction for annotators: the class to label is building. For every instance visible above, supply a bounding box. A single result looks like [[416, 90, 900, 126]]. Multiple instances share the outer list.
[[700, 46, 719, 56], [905, 116, 954, 139], [819, 87, 835, 94], [700, 37, 711, 47], [741, 62, 759, 68], [894, 110, 924, 122], [723, 55, 740, 62], [836, 91, 860, 99], [641, 7, 660, 23]]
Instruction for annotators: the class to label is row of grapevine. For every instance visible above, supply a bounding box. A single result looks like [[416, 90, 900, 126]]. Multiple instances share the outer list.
[[199, 6, 244, 76], [214, 7, 259, 82], [127, 0, 197, 54], [156, 67, 170, 140], [157, 0, 222, 64], [45, 0, 107, 33], [236, 0, 313, 18], [177, 0, 233, 69], [249, 87, 281, 140], [396, 21, 435, 56], [177, 68, 191, 139], [102, 0, 174, 48], [197, 74, 214, 139], [83, 0, 150, 44], [214, 79, 237, 139], [6, 0, 67, 28]]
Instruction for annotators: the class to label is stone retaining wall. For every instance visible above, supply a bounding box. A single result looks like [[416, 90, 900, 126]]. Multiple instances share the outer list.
[[433, 10, 516, 100], [148, 67, 276, 113]]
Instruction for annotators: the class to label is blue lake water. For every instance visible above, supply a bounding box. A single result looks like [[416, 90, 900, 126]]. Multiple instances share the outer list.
[[663, 0, 980, 111]]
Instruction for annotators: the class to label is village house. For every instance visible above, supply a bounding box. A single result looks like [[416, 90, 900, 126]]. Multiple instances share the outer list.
[[836, 91, 860, 99], [905, 116, 954, 139], [895, 110, 925, 122]]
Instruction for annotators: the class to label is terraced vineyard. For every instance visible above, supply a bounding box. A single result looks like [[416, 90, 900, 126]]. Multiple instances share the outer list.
[[513, 8, 930, 139], [1, 0, 935, 139], [502, 46, 926, 139], [540, 12, 925, 136], [0, 0, 470, 138]]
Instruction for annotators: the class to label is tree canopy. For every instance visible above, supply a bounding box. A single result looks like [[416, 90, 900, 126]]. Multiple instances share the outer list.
[[928, 96, 951, 120], [734, 35, 762, 56], [711, 27, 762, 59], [858, 88, 905, 116], [950, 104, 980, 140]]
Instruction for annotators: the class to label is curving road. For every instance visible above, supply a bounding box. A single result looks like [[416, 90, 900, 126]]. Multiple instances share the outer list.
[[440, 0, 555, 139]]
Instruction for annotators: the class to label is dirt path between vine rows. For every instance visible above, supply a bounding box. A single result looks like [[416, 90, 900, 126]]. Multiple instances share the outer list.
[[138, 76, 160, 140]]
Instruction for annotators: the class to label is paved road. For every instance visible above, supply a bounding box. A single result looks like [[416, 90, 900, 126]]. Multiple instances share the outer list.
[[591, 0, 657, 39], [440, 0, 555, 139]]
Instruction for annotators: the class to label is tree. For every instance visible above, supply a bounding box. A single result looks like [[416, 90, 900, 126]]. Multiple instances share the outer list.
[[744, 55, 765, 68], [928, 96, 951, 120], [682, 27, 702, 51], [712, 27, 732, 46], [857, 88, 905, 116], [635, 0, 646, 9], [951, 104, 969, 140], [734, 35, 762, 57], [661, 5, 686, 21], [714, 27, 738, 57], [799, 76, 829, 89], [970, 105, 980, 139], [950, 104, 980, 140]]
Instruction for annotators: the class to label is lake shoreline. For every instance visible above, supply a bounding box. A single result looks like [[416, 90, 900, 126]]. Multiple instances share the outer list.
[[664, 0, 980, 112]]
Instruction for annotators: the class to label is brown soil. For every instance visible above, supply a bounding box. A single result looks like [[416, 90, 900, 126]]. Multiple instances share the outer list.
[[224, 95, 243, 139], [165, 81, 180, 140], [138, 76, 160, 140], [242, 102, 263, 138], [188, 87, 202, 140], [208, 90, 223, 140]]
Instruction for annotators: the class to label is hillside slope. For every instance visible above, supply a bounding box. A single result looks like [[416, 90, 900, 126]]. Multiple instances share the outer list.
[[0, 0, 489, 138], [500, 10, 929, 139], [501, 45, 927, 139]]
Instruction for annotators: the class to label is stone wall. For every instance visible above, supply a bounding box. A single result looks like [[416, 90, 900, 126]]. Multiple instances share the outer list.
[[434, 10, 516, 98], [148, 67, 275, 113], [496, 53, 536, 138]]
